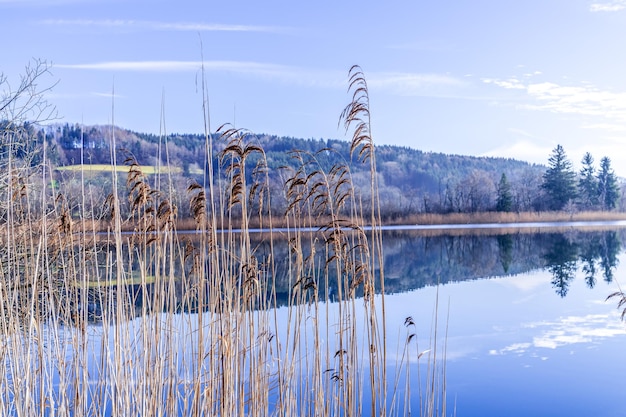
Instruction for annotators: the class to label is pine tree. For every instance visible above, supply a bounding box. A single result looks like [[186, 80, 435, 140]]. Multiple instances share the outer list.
[[578, 152, 598, 210], [597, 156, 619, 210], [541, 145, 577, 211], [495, 173, 513, 212]]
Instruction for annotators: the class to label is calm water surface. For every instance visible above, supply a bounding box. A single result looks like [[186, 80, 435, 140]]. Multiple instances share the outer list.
[[189, 227, 626, 415], [380, 227, 626, 417], [22, 226, 626, 416]]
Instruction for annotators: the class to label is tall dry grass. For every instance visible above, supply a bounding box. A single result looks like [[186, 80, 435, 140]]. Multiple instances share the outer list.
[[0, 66, 448, 416], [386, 210, 626, 226]]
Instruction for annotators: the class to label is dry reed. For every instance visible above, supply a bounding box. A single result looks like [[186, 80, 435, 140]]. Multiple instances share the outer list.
[[0, 66, 449, 417]]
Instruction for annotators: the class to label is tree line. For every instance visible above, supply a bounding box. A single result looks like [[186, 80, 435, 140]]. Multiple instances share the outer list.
[[436, 144, 622, 215], [539, 144, 619, 212], [3, 121, 624, 220]]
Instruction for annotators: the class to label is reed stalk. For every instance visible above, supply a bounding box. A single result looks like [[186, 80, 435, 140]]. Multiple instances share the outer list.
[[0, 66, 449, 417]]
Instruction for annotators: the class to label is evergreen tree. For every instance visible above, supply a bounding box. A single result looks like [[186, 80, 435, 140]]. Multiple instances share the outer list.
[[578, 152, 598, 209], [495, 173, 513, 212], [541, 144, 577, 210], [597, 156, 619, 210]]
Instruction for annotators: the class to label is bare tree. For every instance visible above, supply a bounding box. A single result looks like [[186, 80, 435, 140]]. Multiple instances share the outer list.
[[448, 170, 496, 212], [1, 59, 57, 164], [1, 59, 57, 127], [513, 167, 543, 211], [0, 60, 57, 221]]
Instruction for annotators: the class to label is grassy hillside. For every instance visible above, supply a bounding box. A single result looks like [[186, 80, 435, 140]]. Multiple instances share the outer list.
[[56, 164, 187, 174], [42, 123, 547, 218]]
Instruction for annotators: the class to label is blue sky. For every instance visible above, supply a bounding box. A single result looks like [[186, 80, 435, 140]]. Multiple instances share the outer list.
[[2, 0, 626, 175]]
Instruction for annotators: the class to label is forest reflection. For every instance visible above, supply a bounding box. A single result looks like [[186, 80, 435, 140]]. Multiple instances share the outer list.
[[76, 228, 626, 322], [9, 228, 623, 327], [542, 231, 621, 297], [380, 228, 624, 298]]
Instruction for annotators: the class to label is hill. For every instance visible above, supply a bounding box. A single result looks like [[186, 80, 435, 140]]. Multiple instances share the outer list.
[[41, 123, 546, 219]]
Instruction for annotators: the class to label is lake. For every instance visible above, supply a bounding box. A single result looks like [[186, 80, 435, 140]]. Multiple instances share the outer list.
[[3, 225, 626, 416], [378, 227, 626, 416]]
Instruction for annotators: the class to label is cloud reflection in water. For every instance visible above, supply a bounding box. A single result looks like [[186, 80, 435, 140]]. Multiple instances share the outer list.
[[490, 312, 626, 355]]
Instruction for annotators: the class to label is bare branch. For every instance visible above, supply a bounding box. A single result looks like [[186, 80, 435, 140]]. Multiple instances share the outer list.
[[0, 59, 58, 129]]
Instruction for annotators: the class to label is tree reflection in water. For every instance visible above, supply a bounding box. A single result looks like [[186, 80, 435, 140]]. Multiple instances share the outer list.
[[8, 229, 623, 328], [579, 233, 602, 289], [381, 228, 625, 301], [542, 234, 579, 297], [600, 231, 620, 283], [542, 231, 622, 297], [497, 234, 513, 273]]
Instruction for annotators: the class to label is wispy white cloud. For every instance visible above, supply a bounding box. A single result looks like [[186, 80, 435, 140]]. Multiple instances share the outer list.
[[370, 72, 464, 90], [57, 61, 201, 72], [90, 92, 125, 99], [56, 60, 295, 74], [484, 76, 626, 123], [46, 91, 126, 101], [41, 19, 286, 33], [580, 122, 626, 132], [590, 1, 626, 12], [488, 342, 531, 356], [55, 60, 350, 91], [483, 77, 525, 90], [482, 139, 552, 165], [55, 60, 466, 97], [368, 72, 468, 98]]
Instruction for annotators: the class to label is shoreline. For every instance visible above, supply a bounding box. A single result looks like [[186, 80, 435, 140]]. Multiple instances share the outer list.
[[54, 210, 626, 235]]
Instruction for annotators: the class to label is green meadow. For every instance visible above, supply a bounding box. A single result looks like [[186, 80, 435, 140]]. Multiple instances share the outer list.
[[56, 164, 184, 174]]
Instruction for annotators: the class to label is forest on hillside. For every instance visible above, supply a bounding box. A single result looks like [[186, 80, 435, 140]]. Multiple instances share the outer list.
[[5, 122, 625, 221]]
